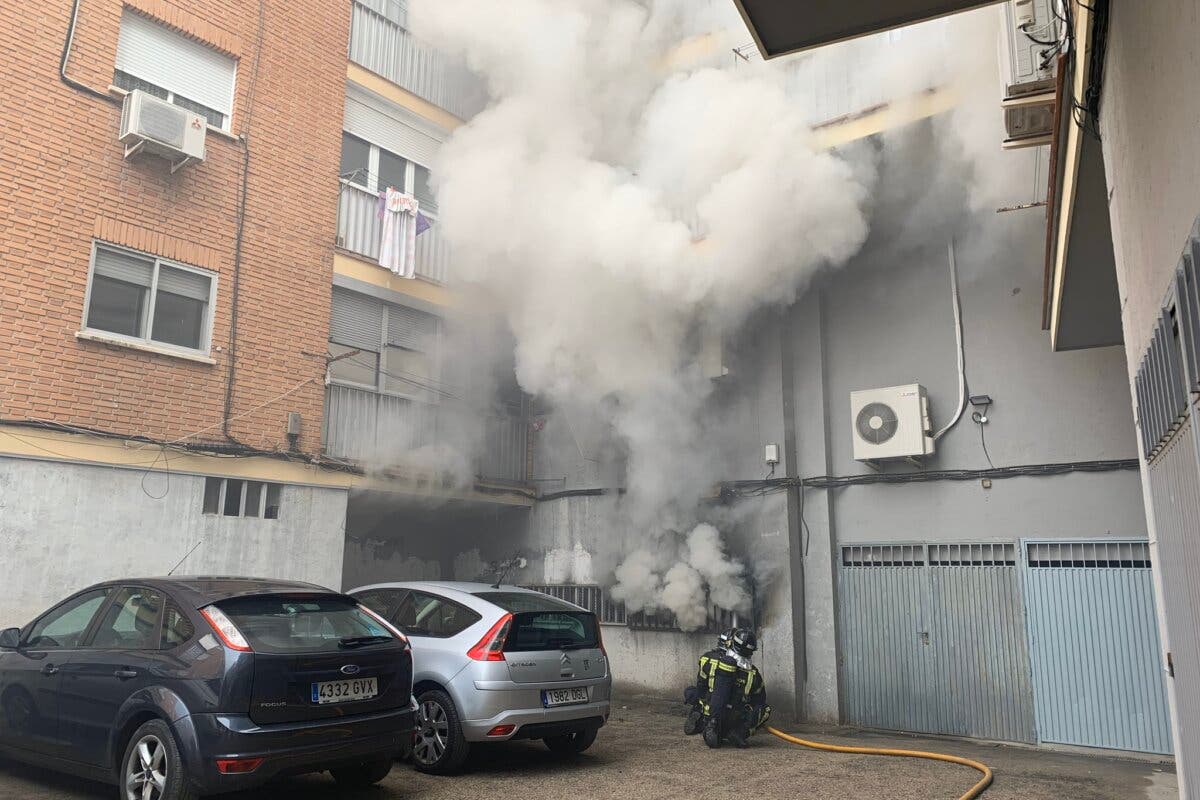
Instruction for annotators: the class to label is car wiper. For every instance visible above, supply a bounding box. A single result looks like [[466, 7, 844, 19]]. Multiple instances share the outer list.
[[338, 635, 393, 648]]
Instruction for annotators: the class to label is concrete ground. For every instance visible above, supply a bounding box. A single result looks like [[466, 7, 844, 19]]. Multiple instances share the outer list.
[[0, 695, 1177, 800]]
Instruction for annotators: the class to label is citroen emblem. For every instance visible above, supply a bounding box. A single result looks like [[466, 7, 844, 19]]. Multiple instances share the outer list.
[[560, 652, 572, 666]]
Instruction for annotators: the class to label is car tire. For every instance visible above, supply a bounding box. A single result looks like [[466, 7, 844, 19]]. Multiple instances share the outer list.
[[330, 758, 393, 787], [412, 689, 470, 775], [120, 719, 197, 800], [543, 727, 598, 756]]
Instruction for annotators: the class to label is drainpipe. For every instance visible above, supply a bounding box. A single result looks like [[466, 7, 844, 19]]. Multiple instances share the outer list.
[[779, 310, 807, 720]]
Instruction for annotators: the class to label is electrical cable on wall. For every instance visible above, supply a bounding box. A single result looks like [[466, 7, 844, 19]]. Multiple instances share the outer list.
[[932, 239, 967, 441], [60, 0, 117, 102]]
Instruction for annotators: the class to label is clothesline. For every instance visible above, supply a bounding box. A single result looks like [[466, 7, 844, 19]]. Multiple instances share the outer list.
[[339, 167, 437, 211]]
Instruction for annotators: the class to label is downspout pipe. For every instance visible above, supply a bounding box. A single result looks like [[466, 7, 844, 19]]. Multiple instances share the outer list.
[[780, 310, 807, 719]]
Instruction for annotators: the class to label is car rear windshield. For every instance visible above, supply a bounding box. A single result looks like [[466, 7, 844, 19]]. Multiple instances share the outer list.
[[505, 611, 599, 652], [217, 594, 395, 654], [473, 591, 581, 613]]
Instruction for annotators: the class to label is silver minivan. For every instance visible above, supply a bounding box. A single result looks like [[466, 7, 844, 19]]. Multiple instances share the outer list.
[[347, 581, 612, 773]]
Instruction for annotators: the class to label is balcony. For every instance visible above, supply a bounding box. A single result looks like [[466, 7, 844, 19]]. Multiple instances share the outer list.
[[323, 384, 528, 483], [336, 180, 450, 283], [349, 0, 487, 121]]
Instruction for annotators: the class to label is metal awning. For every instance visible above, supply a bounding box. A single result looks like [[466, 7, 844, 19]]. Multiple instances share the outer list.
[[731, 0, 999, 58]]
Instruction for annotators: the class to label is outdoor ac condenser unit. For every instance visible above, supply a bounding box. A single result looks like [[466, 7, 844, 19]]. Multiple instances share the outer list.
[[850, 384, 935, 463], [119, 90, 206, 171], [998, 0, 1059, 149]]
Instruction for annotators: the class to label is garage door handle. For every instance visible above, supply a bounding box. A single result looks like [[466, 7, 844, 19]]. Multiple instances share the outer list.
[[114, 669, 138, 680]]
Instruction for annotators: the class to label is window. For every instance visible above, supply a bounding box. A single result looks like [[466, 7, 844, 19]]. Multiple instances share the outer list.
[[329, 288, 441, 398], [352, 588, 408, 620], [338, 133, 436, 214], [394, 592, 481, 638], [92, 587, 164, 650], [217, 595, 397, 654], [202, 477, 283, 519], [160, 601, 195, 649], [114, 10, 236, 130], [25, 589, 111, 649], [84, 243, 215, 354]]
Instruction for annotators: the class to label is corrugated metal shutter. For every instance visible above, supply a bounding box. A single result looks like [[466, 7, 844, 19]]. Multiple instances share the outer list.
[[94, 246, 153, 286], [344, 91, 440, 167], [115, 10, 236, 116], [330, 289, 383, 351], [387, 304, 437, 350], [157, 266, 210, 300]]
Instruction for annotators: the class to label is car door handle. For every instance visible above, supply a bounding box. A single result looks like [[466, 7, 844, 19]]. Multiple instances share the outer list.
[[113, 669, 138, 680], [41, 664, 59, 676]]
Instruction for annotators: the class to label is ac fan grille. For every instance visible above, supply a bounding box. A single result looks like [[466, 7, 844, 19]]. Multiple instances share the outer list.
[[138, 99, 187, 148], [856, 402, 899, 445]]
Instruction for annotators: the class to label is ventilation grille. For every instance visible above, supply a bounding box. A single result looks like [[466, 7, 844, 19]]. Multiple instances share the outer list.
[[1026, 541, 1151, 569], [855, 402, 899, 445], [137, 98, 188, 148], [1134, 217, 1200, 460], [520, 584, 626, 625], [929, 543, 1016, 566], [842, 545, 925, 567]]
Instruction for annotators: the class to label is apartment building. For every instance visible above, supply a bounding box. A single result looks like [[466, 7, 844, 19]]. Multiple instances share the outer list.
[[0, 0, 530, 624]]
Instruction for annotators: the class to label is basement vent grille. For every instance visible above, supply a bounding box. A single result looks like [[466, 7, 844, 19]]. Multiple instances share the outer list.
[[1025, 541, 1151, 569], [841, 545, 925, 567], [928, 543, 1016, 566], [520, 584, 626, 625], [1134, 217, 1200, 460]]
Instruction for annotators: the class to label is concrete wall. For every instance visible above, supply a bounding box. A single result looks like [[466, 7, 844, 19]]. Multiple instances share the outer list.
[[0, 456, 349, 627]]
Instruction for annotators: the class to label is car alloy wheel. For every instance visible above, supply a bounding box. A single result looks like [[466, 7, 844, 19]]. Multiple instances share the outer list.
[[125, 734, 168, 800], [413, 699, 450, 766]]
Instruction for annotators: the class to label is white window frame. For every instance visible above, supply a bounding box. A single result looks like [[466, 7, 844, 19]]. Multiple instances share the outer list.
[[81, 241, 218, 358], [328, 297, 442, 402], [113, 70, 233, 132], [340, 134, 438, 220], [203, 477, 281, 519]]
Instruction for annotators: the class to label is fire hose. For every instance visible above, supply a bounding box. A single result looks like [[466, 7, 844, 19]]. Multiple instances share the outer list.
[[765, 726, 993, 800]]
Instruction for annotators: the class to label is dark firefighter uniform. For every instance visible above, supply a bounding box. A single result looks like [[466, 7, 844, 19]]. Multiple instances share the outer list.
[[683, 631, 732, 735], [702, 630, 771, 748]]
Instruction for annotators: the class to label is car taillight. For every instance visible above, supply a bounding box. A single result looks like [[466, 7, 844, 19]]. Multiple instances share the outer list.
[[216, 757, 264, 774], [358, 604, 409, 646], [467, 613, 512, 661], [200, 605, 251, 652]]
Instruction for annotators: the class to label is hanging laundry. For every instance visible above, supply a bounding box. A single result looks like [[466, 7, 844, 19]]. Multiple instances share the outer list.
[[416, 211, 432, 236], [379, 188, 419, 278]]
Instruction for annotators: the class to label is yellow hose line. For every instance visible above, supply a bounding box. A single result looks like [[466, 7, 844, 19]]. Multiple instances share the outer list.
[[765, 726, 994, 800]]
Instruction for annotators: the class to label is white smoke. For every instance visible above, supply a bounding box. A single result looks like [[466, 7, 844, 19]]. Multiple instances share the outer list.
[[409, 0, 1029, 627]]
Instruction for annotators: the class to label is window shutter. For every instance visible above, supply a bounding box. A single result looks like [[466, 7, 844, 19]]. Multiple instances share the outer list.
[[115, 10, 236, 116], [157, 266, 211, 301], [387, 303, 438, 351], [94, 246, 153, 286], [330, 289, 384, 351], [344, 90, 440, 168]]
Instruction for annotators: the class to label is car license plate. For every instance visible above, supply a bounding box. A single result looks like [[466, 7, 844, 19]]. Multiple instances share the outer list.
[[312, 677, 378, 704], [542, 687, 589, 708]]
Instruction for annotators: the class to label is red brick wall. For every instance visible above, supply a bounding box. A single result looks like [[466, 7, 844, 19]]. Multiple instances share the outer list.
[[0, 0, 348, 453]]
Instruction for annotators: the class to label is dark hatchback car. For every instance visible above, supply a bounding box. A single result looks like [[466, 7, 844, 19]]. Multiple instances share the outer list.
[[0, 577, 414, 799]]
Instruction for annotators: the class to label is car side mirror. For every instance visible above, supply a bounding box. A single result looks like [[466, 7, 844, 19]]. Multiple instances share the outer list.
[[0, 628, 20, 650]]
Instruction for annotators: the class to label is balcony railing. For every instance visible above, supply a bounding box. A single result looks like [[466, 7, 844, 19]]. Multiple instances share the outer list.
[[336, 181, 450, 283], [349, 0, 487, 121], [323, 384, 528, 483]]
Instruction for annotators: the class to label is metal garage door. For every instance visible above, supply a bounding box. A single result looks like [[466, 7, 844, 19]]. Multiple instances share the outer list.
[[839, 543, 1036, 742], [1022, 540, 1173, 754]]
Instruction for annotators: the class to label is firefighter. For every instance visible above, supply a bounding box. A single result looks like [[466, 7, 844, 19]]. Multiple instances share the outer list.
[[683, 629, 733, 735], [702, 628, 771, 748]]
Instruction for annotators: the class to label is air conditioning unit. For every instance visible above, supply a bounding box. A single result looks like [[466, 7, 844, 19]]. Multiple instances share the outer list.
[[119, 90, 206, 172], [850, 384, 935, 463], [998, 0, 1059, 149]]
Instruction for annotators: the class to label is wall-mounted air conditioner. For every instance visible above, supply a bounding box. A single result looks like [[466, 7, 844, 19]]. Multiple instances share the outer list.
[[119, 90, 206, 172], [998, 0, 1060, 149], [850, 384, 935, 463]]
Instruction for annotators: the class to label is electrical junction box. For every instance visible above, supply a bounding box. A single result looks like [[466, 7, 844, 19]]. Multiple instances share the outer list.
[[764, 443, 780, 465], [850, 384, 935, 463]]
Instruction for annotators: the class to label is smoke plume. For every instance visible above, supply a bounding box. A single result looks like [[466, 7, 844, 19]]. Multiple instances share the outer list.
[[408, 0, 1032, 629]]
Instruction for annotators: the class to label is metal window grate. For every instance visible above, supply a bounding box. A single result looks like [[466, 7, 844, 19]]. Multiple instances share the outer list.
[[1135, 218, 1200, 460], [520, 584, 627, 625], [842, 545, 926, 567], [1026, 541, 1152, 569], [929, 543, 1016, 566]]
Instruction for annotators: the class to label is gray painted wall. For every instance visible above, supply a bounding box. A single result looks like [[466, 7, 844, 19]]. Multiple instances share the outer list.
[[0, 456, 349, 627]]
